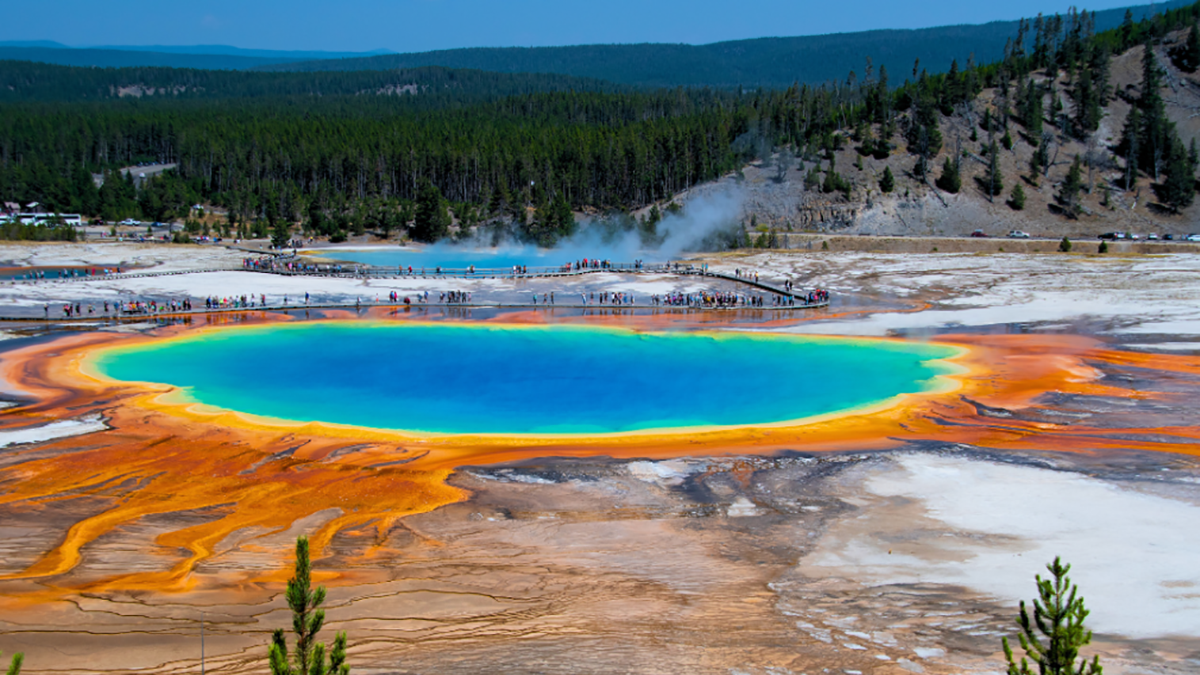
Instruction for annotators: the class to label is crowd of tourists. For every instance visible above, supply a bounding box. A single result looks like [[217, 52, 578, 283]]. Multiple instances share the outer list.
[[118, 298, 194, 315], [14, 267, 125, 282], [27, 251, 832, 319], [732, 269, 759, 283], [48, 297, 196, 318], [244, 257, 346, 275], [204, 294, 273, 309], [804, 289, 829, 304], [560, 258, 641, 272], [653, 292, 755, 308], [577, 291, 630, 305]]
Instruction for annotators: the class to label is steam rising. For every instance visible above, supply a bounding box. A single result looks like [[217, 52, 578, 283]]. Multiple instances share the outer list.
[[447, 188, 744, 262]]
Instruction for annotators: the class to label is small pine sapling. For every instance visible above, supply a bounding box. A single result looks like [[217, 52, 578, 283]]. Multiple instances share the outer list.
[[1002, 557, 1101, 675]]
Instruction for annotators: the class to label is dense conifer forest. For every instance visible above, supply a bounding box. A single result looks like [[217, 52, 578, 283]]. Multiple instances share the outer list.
[[0, 63, 620, 102], [1, 1, 1198, 243]]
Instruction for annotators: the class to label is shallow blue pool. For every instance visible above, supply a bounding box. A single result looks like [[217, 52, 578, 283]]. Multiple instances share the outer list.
[[92, 322, 960, 435]]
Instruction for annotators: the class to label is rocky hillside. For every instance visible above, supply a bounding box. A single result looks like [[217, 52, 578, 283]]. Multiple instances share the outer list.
[[679, 32, 1200, 240]]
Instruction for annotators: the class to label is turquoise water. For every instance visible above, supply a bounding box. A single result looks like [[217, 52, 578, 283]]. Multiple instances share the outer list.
[[310, 245, 661, 270], [0, 266, 109, 280], [312, 247, 568, 270], [92, 323, 959, 435]]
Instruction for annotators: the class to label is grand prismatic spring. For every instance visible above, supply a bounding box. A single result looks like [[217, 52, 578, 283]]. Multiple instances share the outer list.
[[0, 245, 1199, 675], [87, 323, 961, 435]]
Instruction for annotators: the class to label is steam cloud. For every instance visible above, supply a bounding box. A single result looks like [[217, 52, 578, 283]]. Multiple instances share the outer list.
[[443, 188, 744, 263]]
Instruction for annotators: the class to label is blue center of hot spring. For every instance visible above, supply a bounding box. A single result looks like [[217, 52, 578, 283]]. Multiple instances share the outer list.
[[93, 323, 959, 435], [308, 246, 650, 270]]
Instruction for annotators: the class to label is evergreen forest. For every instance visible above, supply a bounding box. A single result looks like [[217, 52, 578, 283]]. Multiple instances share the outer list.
[[1, 1, 1198, 243]]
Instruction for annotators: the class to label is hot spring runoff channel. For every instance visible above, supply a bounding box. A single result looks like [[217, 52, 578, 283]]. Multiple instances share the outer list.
[[91, 323, 961, 435]]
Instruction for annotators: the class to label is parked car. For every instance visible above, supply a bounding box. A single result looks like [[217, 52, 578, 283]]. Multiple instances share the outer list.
[[1186, 234, 1200, 242], [1098, 232, 1127, 240], [1128, 233, 1141, 240], [1164, 234, 1175, 240], [970, 229, 988, 237], [1007, 230, 1031, 238], [1147, 233, 1160, 240]]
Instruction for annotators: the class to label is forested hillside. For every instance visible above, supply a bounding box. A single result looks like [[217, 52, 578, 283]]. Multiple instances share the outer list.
[[0, 87, 770, 242], [0, 0, 1185, 87], [0, 63, 620, 102], [260, 0, 1189, 88], [1, 2, 1198, 245]]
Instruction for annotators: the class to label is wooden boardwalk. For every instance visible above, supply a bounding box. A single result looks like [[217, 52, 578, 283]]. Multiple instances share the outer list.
[[0, 298, 830, 324], [0, 259, 830, 323]]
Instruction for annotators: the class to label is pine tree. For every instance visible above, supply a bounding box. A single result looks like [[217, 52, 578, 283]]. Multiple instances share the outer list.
[[1161, 137, 1197, 213], [271, 220, 292, 249], [1173, 22, 1200, 72], [1090, 42, 1111, 108], [1010, 183, 1026, 210], [905, 95, 943, 167], [1072, 67, 1101, 137], [1058, 155, 1084, 218], [2, 651, 22, 675], [1119, 106, 1141, 189], [379, 203, 398, 239], [411, 180, 450, 243], [913, 155, 929, 182], [879, 166, 895, 193], [984, 140, 1004, 200], [268, 537, 350, 675], [937, 157, 961, 193], [552, 191, 576, 239], [1022, 81, 1044, 139], [1137, 39, 1169, 178], [1119, 9, 1136, 49], [527, 196, 555, 246], [946, 59, 962, 106], [1002, 557, 1102, 675], [398, 201, 415, 234], [822, 157, 849, 197], [1058, 236, 1072, 252]]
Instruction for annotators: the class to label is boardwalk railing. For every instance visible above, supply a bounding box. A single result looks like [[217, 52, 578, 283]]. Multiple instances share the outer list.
[[1, 258, 830, 321], [241, 260, 818, 300]]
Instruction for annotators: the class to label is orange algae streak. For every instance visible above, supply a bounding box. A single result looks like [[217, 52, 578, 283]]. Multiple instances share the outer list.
[[0, 321, 1198, 600]]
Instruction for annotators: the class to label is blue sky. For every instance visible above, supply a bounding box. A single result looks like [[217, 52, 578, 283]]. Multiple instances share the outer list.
[[5, 0, 1145, 53]]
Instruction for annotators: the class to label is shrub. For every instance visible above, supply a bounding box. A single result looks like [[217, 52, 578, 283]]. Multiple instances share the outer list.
[[1010, 184, 1026, 211]]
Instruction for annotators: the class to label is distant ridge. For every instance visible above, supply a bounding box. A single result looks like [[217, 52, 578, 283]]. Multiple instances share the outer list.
[[0, 0, 1189, 84], [258, 0, 1191, 87], [82, 44, 395, 60], [0, 44, 395, 71], [0, 40, 70, 49], [0, 47, 294, 70]]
